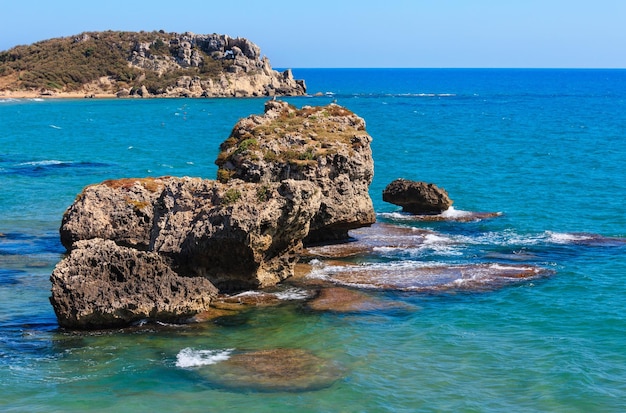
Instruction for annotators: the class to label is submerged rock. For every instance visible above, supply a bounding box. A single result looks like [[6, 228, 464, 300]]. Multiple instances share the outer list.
[[382, 179, 452, 214], [309, 261, 552, 292], [216, 100, 376, 243], [196, 348, 344, 392], [306, 286, 411, 312], [299, 223, 554, 293], [304, 222, 435, 258]]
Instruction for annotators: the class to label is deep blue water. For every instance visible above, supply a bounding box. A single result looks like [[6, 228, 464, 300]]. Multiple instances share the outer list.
[[1, 69, 625, 412]]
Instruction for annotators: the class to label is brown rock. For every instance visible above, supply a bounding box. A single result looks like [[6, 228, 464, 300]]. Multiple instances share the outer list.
[[58, 177, 321, 293], [50, 238, 217, 329], [306, 286, 410, 312], [215, 100, 376, 243], [60, 177, 168, 250], [311, 261, 552, 292], [197, 348, 344, 392], [382, 179, 452, 214]]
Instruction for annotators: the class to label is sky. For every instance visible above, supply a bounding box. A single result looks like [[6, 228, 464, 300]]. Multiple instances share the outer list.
[[1, 0, 624, 68]]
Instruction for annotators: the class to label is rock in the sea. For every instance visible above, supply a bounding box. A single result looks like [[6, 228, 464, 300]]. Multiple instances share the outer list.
[[58, 177, 321, 291], [382, 179, 452, 214], [60, 177, 167, 250], [50, 238, 217, 329], [195, 348, 344, 392], [215, 100, 376, 243], [306, 286, 412, 313], [51, 100, 379, 329], [52, 177, 321, 328], [310, 261, 552, 292]]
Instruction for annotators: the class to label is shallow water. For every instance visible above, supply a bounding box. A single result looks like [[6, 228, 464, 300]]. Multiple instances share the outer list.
[[1, 69, 626, 412]]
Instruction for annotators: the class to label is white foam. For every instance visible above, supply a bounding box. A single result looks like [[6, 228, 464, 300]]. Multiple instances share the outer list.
[[378, 211, 414, 221], [488, 263, 536, 272], [232, 290, 262, 298], [274, 287, 311, 300], [18, 160, 65, 166], [547, 231, 593, 244], [440, 207, 472, 219], [423, 233, 454, 245], [175, 348, 233, 368], [49, 124, 62, 129]]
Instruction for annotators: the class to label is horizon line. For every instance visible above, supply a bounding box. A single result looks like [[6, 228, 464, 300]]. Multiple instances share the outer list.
[[279, 67, 626, 71]]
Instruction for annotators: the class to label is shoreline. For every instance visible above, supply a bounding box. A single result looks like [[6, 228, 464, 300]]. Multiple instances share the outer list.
[[0, 90, 117, 99]]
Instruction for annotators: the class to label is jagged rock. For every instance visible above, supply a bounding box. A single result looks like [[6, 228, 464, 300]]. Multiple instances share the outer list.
[[57, 177, 321, 292], [50, 101, 379, 329], [1, 31, 305, 98], [150, 178, 321, 291], [60, 177, 167, 250], [50, 238, 217, 329], [215, 100, 376, 243], [382, 179, 453, 214]]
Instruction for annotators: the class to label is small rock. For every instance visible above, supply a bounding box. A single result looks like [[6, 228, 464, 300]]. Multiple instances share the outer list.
[[383, 179, 452, 214]]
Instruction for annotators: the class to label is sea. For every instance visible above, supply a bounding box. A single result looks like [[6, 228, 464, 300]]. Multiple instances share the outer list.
[[1, 68, 625, 412]]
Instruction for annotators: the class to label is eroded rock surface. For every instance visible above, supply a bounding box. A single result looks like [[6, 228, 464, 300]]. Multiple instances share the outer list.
[[50, 238, 217, 329], [51, 101, 378, 329], [383, 179, 452, 214], [52, 177, 321, 328], [216, 100, 376, 243]]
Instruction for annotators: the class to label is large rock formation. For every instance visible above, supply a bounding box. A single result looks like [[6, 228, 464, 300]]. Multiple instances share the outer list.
[[50, 238, 218, 329], [0, 31, 305, 98], [216, 100, 376, 243], [52, 177, 321, 328], [382, 179, 452, 214], [50, 100, 376, 329]]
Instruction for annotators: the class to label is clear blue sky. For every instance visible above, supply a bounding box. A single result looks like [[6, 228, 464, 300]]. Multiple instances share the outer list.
[[1, 0, 624, 68]]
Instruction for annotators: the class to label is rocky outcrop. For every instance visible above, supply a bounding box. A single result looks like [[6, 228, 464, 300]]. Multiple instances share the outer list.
[[59, 177, 320, 289], [50, 238, 217, 329], [216, 100, 376, 243], [52, 177, 321, 328], [0, 31, 305, 98], [127, 33, 306, 97], [50, 100, 377, 329], [382, 179, 452, 214]]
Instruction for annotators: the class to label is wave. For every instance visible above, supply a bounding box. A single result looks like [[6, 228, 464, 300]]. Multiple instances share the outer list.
[[230, 287, 312, 301], [307, 92, 459, 100], [3, 160, 110, 177], [273, 287, 311, 300], [378, 207, 502, 223], [18, 160, 65, 167], [176, 348, 233, 368]]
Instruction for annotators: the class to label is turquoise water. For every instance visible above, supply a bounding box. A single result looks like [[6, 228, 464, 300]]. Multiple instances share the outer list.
[[1, 69, 626, 412]]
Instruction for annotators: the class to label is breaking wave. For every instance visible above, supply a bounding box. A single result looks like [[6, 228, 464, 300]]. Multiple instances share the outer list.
[[175, 348, 233, 368]]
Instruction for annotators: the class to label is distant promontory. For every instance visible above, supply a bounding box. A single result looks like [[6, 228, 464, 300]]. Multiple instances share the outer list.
[[0, 31, 306, 98]]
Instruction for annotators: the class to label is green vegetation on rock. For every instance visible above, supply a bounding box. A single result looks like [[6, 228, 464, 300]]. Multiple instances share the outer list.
[[0, 31, 232, 91]]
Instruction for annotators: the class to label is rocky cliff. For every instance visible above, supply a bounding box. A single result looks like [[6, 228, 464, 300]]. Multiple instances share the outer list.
[[0, 31, 305, 97], [50, 101, 376, 329]]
